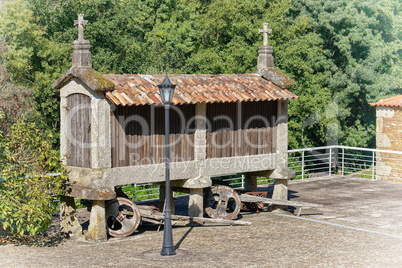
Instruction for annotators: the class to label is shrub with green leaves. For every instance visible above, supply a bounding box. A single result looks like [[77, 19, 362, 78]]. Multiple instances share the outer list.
[[0, 119, 67, 236]]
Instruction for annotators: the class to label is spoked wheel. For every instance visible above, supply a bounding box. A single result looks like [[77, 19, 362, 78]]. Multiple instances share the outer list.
[[105, 197, 141, 237], [205, 185, 241, 220]]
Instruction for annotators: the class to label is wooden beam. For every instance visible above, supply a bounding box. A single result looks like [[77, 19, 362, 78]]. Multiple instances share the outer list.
[[240, 194, 323, 208], [139, 208, 252, 226]]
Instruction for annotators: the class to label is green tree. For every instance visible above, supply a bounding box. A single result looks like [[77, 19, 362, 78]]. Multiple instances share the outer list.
[[0, 0, 71, 142], [0, 119, 67, 236], [289, 0, 401, 147]]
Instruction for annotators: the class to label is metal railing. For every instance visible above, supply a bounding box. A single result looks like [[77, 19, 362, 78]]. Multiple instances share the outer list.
[[289, 145, 402, 180], [121, 183, 160, 202], [217, 175, 273, 189]]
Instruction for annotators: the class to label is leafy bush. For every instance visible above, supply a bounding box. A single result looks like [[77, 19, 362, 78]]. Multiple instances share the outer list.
[[0, 119, 67, 236]]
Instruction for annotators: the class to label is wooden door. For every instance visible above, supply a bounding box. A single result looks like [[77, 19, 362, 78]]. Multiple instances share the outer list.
[[66, 94, 91, 168]]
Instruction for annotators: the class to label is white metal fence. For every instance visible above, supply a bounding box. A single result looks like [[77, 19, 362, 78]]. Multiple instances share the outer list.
[[289, 145, 402, 180]]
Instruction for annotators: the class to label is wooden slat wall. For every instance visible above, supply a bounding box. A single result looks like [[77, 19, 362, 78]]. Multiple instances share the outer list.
[[111, 104, 195, 167], [206, 101, 277, 159], [66, 94, 92, 168]]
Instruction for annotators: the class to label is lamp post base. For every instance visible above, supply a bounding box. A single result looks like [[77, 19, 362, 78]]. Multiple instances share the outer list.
[[160, 249, 177, 256], [143, 249, 189, 260]]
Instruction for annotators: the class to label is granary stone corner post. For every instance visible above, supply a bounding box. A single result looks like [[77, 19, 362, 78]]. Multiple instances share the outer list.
[[187, 102, 209, 218], [53, 14, 115, 241], [256, 23, 296, 204]]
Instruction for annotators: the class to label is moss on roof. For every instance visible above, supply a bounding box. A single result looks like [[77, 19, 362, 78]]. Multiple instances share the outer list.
[[52, 66, 115, 92], [257, 67, 296, 89]]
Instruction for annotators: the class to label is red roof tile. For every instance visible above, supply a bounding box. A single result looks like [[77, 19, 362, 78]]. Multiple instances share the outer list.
[[103, 73, 298, 106], [370, 95, 402, 107]]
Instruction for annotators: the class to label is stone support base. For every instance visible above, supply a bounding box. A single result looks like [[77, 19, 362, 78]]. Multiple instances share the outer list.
[[188, 188, 204, 217], [271, 178, 288, 210], [272, 179, 288, 200], [159, 184, 175, 215], [244, 175, 258, 192], [60, 196, 82, 237], [86, 200, 107, 242]]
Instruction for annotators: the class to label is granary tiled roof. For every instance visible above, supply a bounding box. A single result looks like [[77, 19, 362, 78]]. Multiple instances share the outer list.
[[104, 73, 298, 106], [370, 95, 402, 108]]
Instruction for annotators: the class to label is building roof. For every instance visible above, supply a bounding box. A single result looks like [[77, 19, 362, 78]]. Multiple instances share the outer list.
[[52, 66, 115, 92], [370, 95, 402, 108], [104, 73, 298, 106]]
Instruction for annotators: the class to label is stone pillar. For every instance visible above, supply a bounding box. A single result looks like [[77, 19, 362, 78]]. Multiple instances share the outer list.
[[257, 46, 274, 69], [244, 175, 258, 192], [188, 188, 204, 217], [72, 40, 92, 67], [194, 103, 207, 161], [271, 100, 290, 204], [90, 96, 112, 169], [272, 179, 288, 201], [276, 100, 288, 168], [159, 183, 175, 215], [86, 200, 107, 242], [60, 196, 82, 237], [60, 96, 68, 166], [182, 176, 211, 218]]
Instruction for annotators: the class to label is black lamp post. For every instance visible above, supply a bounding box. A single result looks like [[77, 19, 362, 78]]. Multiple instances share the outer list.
[[158, 74, 176, 256]]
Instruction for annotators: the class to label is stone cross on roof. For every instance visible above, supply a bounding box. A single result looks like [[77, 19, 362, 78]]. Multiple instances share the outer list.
[[74, 14, 88, 42], [259, 23, 272, 46]]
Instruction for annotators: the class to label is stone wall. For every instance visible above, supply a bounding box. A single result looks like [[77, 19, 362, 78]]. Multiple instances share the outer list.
[[376, 107, 402, 181]]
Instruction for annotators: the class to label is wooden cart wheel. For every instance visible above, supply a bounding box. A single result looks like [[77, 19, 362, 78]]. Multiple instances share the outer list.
[[205, 185, 241, 220], [105, 197, 141, 237]]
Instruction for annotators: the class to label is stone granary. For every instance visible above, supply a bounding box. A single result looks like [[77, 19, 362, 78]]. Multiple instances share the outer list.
[[370, 95, 402, 181], [52, 15, 298, 241]]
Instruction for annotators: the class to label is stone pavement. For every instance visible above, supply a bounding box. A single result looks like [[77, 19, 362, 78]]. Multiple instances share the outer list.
[[1, 175, 402, 267]]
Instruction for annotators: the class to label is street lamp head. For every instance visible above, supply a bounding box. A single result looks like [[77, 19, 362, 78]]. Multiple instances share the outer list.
[[158, 74, 176, 104]]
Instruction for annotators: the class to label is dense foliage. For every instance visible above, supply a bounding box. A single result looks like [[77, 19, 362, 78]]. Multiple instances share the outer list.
[[0, 36, 65, 236], [0, 119, 67, 236], [0, 0, 400, 149], [288, 0, 401, 148]]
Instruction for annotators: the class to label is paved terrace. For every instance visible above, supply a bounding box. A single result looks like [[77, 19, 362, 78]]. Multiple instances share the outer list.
[[1, 175, 402, 267]]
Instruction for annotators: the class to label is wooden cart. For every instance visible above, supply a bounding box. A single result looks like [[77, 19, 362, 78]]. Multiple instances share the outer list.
[[104, 185, 322, 238]]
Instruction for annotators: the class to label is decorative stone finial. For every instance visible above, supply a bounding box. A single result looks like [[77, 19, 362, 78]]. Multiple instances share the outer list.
[[74, 14, 88, 42], [257, 23, 274, 69], [259, 23, 272, 46], [72, 14, 92, 68]]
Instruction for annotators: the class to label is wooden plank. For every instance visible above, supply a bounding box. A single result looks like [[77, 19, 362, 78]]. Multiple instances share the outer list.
[[118, 111, 126, 167], [257, 128, 264, 155], [251, 128, 258, 155], [139, 208, 252, 226], [263, 127, 269, 155], [83, 95, 91, 168], [111, 110, 117, 167], [206, 132, 211, 158], [239, 194, 323, 208], [222, 130, 228, 158]]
